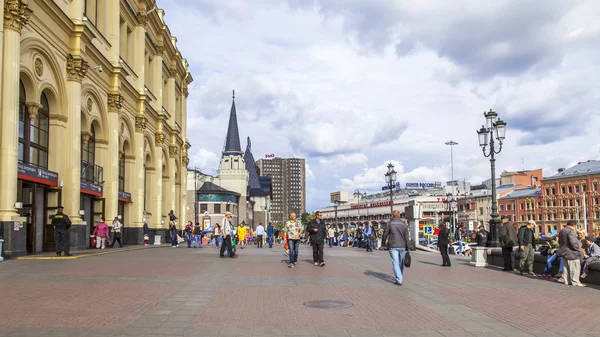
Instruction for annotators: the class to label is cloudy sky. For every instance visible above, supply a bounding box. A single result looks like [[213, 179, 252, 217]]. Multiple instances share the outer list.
[[161, 0, 600, 211]]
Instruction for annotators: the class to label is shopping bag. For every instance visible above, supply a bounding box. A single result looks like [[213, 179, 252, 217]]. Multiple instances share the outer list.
[[177, 235, 185, 243], [404, 251, 411, 267]]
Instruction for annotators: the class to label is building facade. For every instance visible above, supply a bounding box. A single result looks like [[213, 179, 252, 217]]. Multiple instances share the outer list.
[[0, 0, 191, 258], [498, 187, 543, 228], [256, 157, 306, 224], [540, 160, 600, 236]]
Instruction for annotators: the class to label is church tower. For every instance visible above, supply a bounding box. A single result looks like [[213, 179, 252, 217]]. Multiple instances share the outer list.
[[216, 91, 249, 224]]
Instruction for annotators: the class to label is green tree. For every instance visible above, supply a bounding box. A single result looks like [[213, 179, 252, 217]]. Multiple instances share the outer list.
[[301, 212, 315, 230]]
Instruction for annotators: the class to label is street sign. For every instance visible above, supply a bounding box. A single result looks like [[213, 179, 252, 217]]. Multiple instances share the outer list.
[[423, 225, 434, 237]]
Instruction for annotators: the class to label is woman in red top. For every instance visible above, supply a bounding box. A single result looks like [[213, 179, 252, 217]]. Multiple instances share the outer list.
[[93, 217, 109, 249]]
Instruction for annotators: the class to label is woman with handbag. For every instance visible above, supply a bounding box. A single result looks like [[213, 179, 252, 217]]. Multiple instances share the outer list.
[[110, 217, 123, 248]]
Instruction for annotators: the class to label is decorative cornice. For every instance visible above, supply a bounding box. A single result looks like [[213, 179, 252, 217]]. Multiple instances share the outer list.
[[181, 143, 189, 158], [107, 93, 123, 112], [4, 0, 32, 32], [183, 85, 189, 98], [49, 113, 68, 122], [182, 156, 189, 167], [155, 44, 164, 55], [66, 55, 89, 82], [155, 132, 165, 146], [137, 11, 148, 26], [125, 154, 136, 161], [135, 116, 147, 133], [169, 145, 178, 158], [26, 102, 42, 120]]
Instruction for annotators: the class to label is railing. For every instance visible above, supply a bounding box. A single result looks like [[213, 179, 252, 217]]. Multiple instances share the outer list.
[[81, 160, 103, 184]]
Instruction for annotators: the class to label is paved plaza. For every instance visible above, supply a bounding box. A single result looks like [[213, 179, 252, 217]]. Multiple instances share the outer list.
[[1, 244, 599, 337]]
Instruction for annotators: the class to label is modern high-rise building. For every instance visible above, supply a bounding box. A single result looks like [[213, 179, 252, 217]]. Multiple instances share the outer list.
[[257, 157, 306, 224]]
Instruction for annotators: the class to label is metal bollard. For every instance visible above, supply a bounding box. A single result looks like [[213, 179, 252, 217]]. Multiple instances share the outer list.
[[0, 239, 4, 262]]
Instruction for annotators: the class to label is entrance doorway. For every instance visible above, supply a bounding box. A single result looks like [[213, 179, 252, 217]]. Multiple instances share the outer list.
[[43, 188, 62, 252], [81, 194, 105, 241], [118, 201, 125, 241]]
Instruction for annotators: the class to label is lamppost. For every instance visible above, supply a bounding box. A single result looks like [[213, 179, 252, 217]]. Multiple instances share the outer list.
[[353, 188, 367, 222], [384, 163, 397, 216], [445, 140, 458, 234], [477, 109, 507, 247]]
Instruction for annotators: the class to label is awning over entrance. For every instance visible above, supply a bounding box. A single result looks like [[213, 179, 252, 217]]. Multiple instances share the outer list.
[[118, 191, 132, 203], [17, 163, 58, 186]]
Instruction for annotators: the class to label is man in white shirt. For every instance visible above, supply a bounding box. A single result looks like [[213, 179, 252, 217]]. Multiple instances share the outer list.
[[219, 212, 237, 258], [255, 223, 265, 248], [110, 217, 123, 248]]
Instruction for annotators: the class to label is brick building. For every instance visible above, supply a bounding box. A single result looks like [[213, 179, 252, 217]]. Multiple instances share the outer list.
[[540, 160, 600, 236], [498, 187, 543, 229]]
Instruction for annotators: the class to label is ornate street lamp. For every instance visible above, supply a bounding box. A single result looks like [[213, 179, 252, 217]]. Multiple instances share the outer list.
[[353, 188, 367, 221], [477, 109, 507, 247], [384, 163, 397, 216]]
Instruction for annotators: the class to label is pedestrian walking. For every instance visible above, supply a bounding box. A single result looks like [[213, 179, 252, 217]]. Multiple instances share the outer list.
[[143, 221, 150, 245], [364, 222, 374, 252], [327, 225, 335, 248], [499, 215, 517, 271], [193, 222, 203, 248], [237, 223, 247, 249], [581, 236, 600, 279], [214, 224, 222, 247], [170, 222, 179, 247], [307, 211, 327, 266], [267, 223, 275, 248], [518, 220, 536, 276], [437, 224, 451, 267], [382, 210, 410, 286], [255, 223, 265, 248], [94, 217, 109, 249], [455, 225, 464, 255], [110, 217, 123, 248], [219, 212, 236, 258], [284, 213, 303, 268], [51, 206, 72, 256], [559, 220, 585, 286], [184, 221, 193, 248]]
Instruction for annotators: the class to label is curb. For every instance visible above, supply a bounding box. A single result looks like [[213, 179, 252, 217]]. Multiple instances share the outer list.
[[415, 245, 438, 253], [14, 244, 170, 260]]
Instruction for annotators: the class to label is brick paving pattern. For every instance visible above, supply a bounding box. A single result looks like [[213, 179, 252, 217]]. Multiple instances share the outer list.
[[193, 286, 459, 330], [0, 244, 599, 336]]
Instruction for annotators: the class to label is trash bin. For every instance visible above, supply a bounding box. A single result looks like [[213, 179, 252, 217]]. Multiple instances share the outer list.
[[0, 239, 4, 262], [89, 235, 96, 248]]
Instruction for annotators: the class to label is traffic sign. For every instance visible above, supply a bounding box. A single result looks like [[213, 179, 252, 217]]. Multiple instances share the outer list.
[[423, 225, 434, 237]]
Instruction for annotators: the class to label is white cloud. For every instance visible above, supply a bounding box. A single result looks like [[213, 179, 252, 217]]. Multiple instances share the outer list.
[[189, 149, 219, 174], [305, 162, 315, 181]]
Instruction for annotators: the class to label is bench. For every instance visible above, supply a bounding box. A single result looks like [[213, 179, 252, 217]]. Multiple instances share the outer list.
[[487, 248, 600, 285]]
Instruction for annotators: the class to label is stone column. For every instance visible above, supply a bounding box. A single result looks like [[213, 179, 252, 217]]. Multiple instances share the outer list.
[[167, 73, 175, 125], [63, 54, 88, 223], [153, 44, 163, 112], [134, 11, 147, 92], [153, 142, 164, 230], [180, 142, 190, 224], [104, 93, 122, 221], [132, 115, 146, 239], [0, 0, 31, 222]]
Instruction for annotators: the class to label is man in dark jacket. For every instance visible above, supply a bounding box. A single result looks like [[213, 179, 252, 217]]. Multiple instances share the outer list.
[[499, 216, 517, 271], [518, 220, 536, 276], [51, 206, 72, 256], [307, 211, 327, 266], [559, 220, 585, 286], [476, 225, 489, 247], [382, 210, 410, 285], [437, 224, 451, 267]]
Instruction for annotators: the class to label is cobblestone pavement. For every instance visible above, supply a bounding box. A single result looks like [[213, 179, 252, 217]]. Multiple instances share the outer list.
[[1, 244, 600, 336]]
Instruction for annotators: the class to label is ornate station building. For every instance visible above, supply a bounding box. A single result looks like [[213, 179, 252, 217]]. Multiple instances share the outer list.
[[0, 0, 192, 257]]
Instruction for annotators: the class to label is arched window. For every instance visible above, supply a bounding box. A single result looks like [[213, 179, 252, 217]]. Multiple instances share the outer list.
[[18, 86, 50, 169], [118, 146, 125, 191], [81, 126, 96, 182]]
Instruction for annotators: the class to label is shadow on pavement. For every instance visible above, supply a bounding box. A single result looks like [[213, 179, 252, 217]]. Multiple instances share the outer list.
[[418, 260, 441, 266], [364, 270, 396, 284]]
